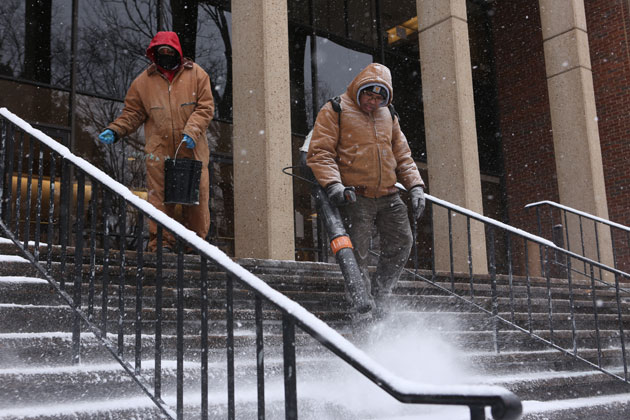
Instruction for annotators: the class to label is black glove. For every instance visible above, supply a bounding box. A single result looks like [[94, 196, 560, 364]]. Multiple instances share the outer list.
[[326, 183, 356, 206], [410, 186, 425, 220]]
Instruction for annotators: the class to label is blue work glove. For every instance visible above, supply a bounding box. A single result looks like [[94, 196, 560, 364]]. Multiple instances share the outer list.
[[98, 129, 116, 145], [326, 183, 356, 206], [183, 134, 195, 149], [409, 186, 426, 220]]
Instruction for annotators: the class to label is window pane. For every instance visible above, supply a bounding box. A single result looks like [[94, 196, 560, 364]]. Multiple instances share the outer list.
[[0, 0, 25, 80], [288, 0, 311, 26], [380, 0, 417, 42], [307, 36, 372, 120], [196, 3, 233, 121], [347, 0, 376, 47], [0, 0, 72, 87], [312, 0, 346, 39], [208, 121, 234, 256], [51, 0, 72, 88], [385, 51, 425, 161], [78, 1, 156, 98], [468, 1, 501, 175]]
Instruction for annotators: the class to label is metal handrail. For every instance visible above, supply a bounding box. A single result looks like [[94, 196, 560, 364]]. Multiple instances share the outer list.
[[428, 195, 630, 286], [398, 193, 630, 387], [525, 200, 630, 233], [525, 200, 630, 276], [0, 107, 522, 419]]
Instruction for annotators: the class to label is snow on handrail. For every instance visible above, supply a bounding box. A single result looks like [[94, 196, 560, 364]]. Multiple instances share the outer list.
[[427, 194, 555, 248], [425, 193, 630, 278], [525, 200, 630, 232]]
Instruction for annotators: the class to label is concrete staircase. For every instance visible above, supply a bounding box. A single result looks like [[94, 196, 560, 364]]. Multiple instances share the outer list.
[[1, 241, 630, 419]]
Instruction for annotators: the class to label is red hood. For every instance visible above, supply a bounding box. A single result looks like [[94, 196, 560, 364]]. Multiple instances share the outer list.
[[146, 31, 184, 64]]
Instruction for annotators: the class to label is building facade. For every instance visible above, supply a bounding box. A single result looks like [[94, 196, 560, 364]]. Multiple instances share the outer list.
[[1, 0, 628, 270]]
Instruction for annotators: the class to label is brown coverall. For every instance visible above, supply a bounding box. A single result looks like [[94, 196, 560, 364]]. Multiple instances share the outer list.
[[107, 31, 214, 251]]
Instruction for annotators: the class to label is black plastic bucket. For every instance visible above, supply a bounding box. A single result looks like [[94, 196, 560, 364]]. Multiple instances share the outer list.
[[164, 157, 202, 205]]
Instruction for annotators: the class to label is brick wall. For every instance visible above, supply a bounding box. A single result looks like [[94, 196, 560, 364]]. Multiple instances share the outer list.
[[490, 0, 630, 270], [584, 0, 630, 270], [490, 0, 559, 235]]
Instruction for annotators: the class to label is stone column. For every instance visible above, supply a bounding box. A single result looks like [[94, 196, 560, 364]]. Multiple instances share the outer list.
[[417, 0, 488, 274], [538, 0, 614, 271], [231, 0, 295, 260]]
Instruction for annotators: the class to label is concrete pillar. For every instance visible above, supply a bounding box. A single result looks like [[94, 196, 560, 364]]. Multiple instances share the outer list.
[[231, 0, 295, 260], [538, 0, 614, 271], [417, 0, 488, 274]]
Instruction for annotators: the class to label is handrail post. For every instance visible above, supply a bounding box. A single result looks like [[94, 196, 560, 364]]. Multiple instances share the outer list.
[[226, 273, 236, 420], [283, 314, 298, 420], [200, 255, 209, 420], [614, 272, 629, 380], [46, 153, 56, 270], [117, 196, 126, 355], [589, 264, 603, 368], [577, 215, 586, 274], [412, 215, 418, 273], [544, 246, 555, 345], [59, 159, 71, 290], [88, 182, 98, 321], [34, 145, 44, 260], [467, 217, 474, 299], [154, 227, 164, 400], [506, 233, 515, 324], [255, 294, 266, 420], [448, 209, 454, 291], [134, 211, 144, 375], [14, 131, 23, 237], [524, 237, 533, 333], [72, 170, 85, 365], [566, 257, 578, 355], [611, 225, 619, 270], [4, 124, 15, 233], [430, 204, 436, 281], [101, 189, 111, 336], [176, 240, 185, 420], [488, 226, 500, 353], [470, 404, 486, 420], [593, 219, 603, 280], [0, 119, 6, 219], [23, 133, 34, 250]]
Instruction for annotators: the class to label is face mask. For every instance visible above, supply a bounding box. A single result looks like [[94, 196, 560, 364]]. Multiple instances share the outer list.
[[155, 50, 180, 70]]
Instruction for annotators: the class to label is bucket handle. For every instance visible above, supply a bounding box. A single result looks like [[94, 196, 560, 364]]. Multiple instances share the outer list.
[[173, 138, 186, 162]]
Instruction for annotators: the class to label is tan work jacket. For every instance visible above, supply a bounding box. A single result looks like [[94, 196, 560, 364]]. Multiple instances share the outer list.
[[307, 63, 423, 198], [107, 59, 214, 166]]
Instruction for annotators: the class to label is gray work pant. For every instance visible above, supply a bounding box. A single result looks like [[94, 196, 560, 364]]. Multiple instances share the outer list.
[[339, 192, 413, 300]]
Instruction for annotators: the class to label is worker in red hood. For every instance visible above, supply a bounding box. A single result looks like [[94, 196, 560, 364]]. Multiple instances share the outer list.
[[98, 31, 215, 253], [146, 31, 184, 80]]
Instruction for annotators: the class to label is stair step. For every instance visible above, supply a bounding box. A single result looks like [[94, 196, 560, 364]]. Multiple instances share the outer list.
[[521, 393, 630, 420], [3, 240, 630, 419], [480, 369, 630, 401]]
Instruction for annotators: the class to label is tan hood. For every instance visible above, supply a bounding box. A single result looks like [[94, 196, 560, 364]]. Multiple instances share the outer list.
[[346, 63, 393, 107]]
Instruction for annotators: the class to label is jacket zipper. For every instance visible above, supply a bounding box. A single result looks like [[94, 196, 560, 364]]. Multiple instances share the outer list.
[[167, 82, 176, 150], [159, 70, 177, 151], [372, 114, 382, 192]]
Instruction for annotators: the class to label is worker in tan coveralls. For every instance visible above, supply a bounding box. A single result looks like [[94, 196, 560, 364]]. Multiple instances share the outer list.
[[307, 63, 425, 315], [99, 31, 214, 252]]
